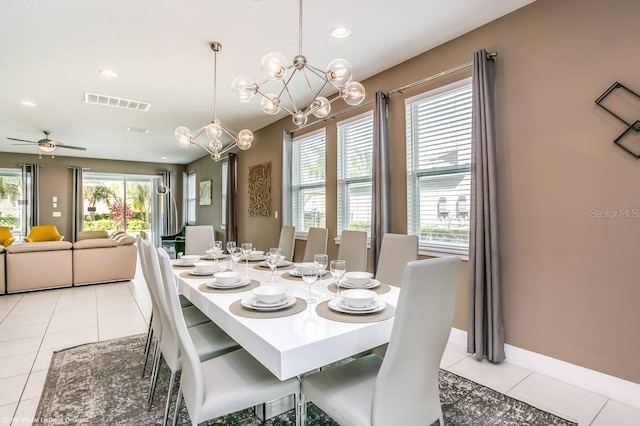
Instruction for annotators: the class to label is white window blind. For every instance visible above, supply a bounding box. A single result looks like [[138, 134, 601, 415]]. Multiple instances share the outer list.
[[337, 112, 373, 236], [186, 172, 196, 225], [406, 78, 472, 254], [292, 130, 326, 233], [221, 161, 228, 228]]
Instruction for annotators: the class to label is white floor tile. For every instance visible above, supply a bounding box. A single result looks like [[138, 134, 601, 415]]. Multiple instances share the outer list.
[[40, 327, 98, 351], [96, 300, 138, 314], [31, 351, 53, 373], [0, 295, 22, 309], [20, 371, 47, 401], [98, 318, 148, 342], [0, 403, 17, 425], [0, 310, 12, 323], [0, 338, 42, 359], [508, 373, 607, 425], [97, 309, 145, 327], [46, 314, 97, 334], [0, 375, 28, 406], [0, 324, 48, 343], [447, 355, 532, 394], [0, 353, 37, 380], [440, 342, 471, 369], [11, 397, 39, 426], [0, 312, 50, 329], [591, 399, 640, 426]]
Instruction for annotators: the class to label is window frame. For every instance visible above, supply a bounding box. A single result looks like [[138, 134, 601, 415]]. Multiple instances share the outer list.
[[405, 77, 472, 259], [221, 160, 228, 229], [185, 171, 196, 225]]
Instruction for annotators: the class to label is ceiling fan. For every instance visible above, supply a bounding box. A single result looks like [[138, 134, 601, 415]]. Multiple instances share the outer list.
[[8, 130, 87, 158]]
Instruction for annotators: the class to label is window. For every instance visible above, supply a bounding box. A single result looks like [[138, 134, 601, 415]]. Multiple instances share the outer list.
[[221, 161, 228, 229], [0, 168, 23, 242], [292, 129, 326, 234], [185, 172, 196, 225], [337, 112, 373, 236], [406, 78, 472, 254]]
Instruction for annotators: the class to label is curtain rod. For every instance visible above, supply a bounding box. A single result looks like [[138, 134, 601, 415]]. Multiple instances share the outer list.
[[290, 51, 497, 134]]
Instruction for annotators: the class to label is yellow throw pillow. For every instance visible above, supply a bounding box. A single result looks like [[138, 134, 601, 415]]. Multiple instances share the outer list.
[[1, 237, 15, 247], [24, 225, 64, 242]]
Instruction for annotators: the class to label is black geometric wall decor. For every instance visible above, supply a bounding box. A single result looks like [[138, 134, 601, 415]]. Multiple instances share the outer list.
[[595, 82, 640, 158]]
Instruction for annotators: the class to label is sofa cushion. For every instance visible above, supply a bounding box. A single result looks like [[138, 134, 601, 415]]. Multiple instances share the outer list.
[[0, 246, 5, 253], [77, 231, 109, 241], [7, 241, 72, 253], [73, 239, 118, 249], [24, 225, 64, 242], [110, 231, 135, 246]]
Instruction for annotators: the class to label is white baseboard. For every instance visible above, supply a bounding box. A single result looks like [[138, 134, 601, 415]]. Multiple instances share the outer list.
[[448, 328, 640, 408]]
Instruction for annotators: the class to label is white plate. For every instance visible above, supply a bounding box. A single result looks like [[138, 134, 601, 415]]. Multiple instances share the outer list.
[[289, 269, 330, 277], [200, 254, 230, 260], [205, 277, 251, 289], [240, 255, 266, 261], [188, 268, 221, 276], [258, 260, 293, 268], [328, 298, 385, 314], [241, 295, 296, 311], [172, 259, 197, 267], [338, 279, 380, 289]]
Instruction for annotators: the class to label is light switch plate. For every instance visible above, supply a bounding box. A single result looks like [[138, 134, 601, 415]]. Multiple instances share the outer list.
[[52, 212, 61, 217], [52, 196, 57, 202]]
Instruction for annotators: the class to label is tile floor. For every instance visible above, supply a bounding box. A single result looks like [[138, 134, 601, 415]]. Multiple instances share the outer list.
[[0, 268, 639, 426]]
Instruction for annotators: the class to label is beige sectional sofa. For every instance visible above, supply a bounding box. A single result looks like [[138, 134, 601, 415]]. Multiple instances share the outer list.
[[2, 230, 137, 294]]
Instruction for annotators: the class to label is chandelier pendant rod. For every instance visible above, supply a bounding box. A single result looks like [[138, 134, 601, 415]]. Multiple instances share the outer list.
[[298, 0, 303, 55], [302, 69, 315, 96], [210, 42, 221, 121]]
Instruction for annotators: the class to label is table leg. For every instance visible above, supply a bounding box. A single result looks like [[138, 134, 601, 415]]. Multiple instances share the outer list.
[[296, 376, 307, 426]]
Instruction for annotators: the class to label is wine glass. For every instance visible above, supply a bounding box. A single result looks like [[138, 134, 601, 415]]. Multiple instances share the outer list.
[[300, 266, 318, 304], [226, 241, 236, 254], [212, 240, 223, 263], [330, 260, 346, 299], [266, 248, 280, 284], [229, 247, 242, 272], [314, 254, 328, 286], [241, 242, 253, 271]]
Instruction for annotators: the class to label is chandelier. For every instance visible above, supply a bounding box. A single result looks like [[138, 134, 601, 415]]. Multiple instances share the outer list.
[[175, 42, 253, 161], [231, 0, 366, 127]]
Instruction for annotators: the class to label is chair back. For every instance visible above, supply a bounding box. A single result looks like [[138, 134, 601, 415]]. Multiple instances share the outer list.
[[141, 239, 181, 371], [136, 235, 162, 337], [375, 233, 418, 286], [278, 225, 296, 261], [185, 225, 214, 255], [336, 230, 367, 272], [302, 227, 328, 262], [372, 256, 460, 425], [157, 247, 206, 421]]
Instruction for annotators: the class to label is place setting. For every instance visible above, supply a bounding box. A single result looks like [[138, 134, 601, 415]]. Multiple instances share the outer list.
[[171, 254, 200, 268], [281, 260, 331, 281], [198, 271, 259, 294], [229, 285, 307, 319], [327, 271, 392, 295], [316, 288, 395, 323], [179, 261, 226, 279]]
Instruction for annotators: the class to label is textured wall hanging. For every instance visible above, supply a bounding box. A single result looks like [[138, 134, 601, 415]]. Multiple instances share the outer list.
[[248, 162, 271, 216], [595, 82, 640, 158], [199, 180, 212, 205]]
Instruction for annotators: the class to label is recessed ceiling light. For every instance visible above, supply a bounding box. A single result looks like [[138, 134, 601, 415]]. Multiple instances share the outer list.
[[161, 156, 168, 160], [98, 69, 119, 78], [20, 100, 36, 107], [330, 26, 351, 39], [126, 127, 149, 133]]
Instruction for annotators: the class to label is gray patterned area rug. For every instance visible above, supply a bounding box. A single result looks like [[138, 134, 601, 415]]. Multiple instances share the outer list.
[[35, 335, 577, 426]]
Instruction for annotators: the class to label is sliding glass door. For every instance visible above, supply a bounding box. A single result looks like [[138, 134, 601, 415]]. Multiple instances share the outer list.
[[83, 173, 161, 243], [0, 168, 24, 242]]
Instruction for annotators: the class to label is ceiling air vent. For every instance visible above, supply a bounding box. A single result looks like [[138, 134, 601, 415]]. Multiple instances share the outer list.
[[84, 92, 151, 111]]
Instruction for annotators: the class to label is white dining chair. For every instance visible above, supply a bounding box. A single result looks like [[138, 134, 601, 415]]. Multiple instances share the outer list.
[[302, 227, 328, 262], [185, 225, 214, 255], [278, 225, 296, 261], [375, 233, 418, 286], [302, 256, 461, 426], [146, 243, 239, 426], [137, 234, 162, 378], [157, 249, 300, 426], [337, 230, 368, 272]]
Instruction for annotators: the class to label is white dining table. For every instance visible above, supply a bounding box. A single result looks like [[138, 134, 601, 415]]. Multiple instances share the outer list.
[[175, 259, 400, 382]]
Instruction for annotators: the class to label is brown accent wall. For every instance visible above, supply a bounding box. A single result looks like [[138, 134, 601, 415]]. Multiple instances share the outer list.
[[186, 156, 226, 241], [0, 152, 185, 239], [218, 0, 640, 383]]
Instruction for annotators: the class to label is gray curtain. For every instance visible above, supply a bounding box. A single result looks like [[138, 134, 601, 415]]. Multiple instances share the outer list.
[[281, 130, 293, 227], [160, 171, 175, 236], [467, 49, 505, 362], [225, 153, 238, 243], [371, 91, 391, 273], [71, 166, 83, 242], [21, 163, 40, 237]]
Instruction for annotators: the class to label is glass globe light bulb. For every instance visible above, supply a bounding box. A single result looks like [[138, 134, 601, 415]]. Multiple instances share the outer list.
[[211, 152, 221, 161], [205, 122, 223, 138], [261, 52, 288, 80], [174, 126, 191, 142], [178, 136, 191, 149], [311, 96, 331, 118], [237, 129, 253, 151], [231, 76, 257, 102], [292, 110, 308, 127], [342, 81, 366, 106], [326, 58, 353, 87], [261, 94, 281, 115], [208, 137, 223, 153]]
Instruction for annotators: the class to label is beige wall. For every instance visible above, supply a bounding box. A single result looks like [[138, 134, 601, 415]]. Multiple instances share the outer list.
[[209, 0, 640, 383], [0, 152, 185, 238]]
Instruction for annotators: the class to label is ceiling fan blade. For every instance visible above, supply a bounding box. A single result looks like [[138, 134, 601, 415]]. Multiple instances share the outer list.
[[7, 137, 38, 144], [55, 144, 87, 151], [11, 143, 37, 146]]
